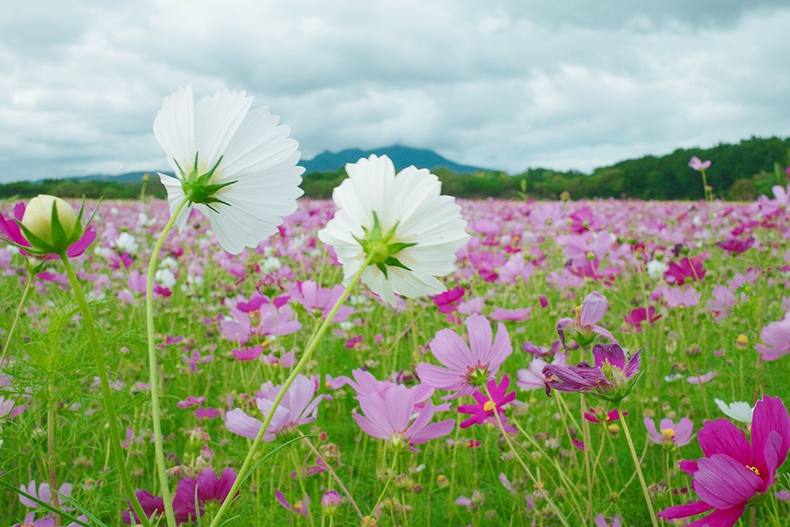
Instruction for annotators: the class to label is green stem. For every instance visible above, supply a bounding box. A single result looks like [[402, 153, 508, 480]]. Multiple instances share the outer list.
[[60, 254, 151, 527], [209, 254, 375, 527], [0, 270, 33, 367], [366, 452, 398, 525], [300, 434, 364, 521], [484, 384, 570, 527], [48, 378, 61, 526], [580, 393, 593, 525], [620, 414, 659, 527], [145, 198, 189, 527]]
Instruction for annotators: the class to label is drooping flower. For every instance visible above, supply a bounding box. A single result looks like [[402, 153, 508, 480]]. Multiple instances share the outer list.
[[644, 417, 694, 447], [153, 85, 304, 255], [556, 291, 617, 350], [755, 312, 790, 361], [543, 343, 641, 403], [225, 375, 331, 441], [317, 154, 469, 306], [457, 374, 517, 433], [352, 384, 454, 452], [416, 314, 512, 399], [658, 395, 790, 526]]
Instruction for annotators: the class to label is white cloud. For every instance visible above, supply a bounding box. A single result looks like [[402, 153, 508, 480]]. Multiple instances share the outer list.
[[0, 0, 788, 181]]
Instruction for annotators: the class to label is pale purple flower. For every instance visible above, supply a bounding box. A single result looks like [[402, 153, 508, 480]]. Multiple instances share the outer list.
[[416, 314, 512, 399], [644, 417, 694, 447], [490, 307, 532, 322], [275, 489, 310, 517], [286, 280, 354, 323], [663, 285, 701, 308], [19, 480, 73, 509], [454, 490, 485, 511], [594, 514, 623, 527], [755, 312, 790, 361], [13, 513, 54, 527], [516, 353, 568, 391], [352, 384, 454, 452], [225, 374, 331, 441], [543, 343, 640, 402], [688, 156, 711, 171], [556, 291, 617, 350], [687, 371, 716, 384], [707, 285, 736, 321]]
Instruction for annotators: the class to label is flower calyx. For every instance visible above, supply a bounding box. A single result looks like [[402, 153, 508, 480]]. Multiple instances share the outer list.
[[353, 211, 417, 278], [176, 152, 237, 211], [16, 195, 88, 256]]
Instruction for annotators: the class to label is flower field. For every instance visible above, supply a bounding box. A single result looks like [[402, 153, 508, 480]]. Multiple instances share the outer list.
[[2, 189, 790, 526]]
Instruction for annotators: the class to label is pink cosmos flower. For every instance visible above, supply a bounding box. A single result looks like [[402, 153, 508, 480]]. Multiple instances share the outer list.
[[172, 468, 237, 522], [689, 156, 712, 171], [352, 384, 454, 452], [644, 417, 694, 447], [708, 285, 736, 321], [225, 375, 331, 441], [716, 236, 755, 255], [593, 514, 623, 527], [13, 514, 54, 527], [622, 306, 661, 332], [658, 395, 790, 527], [755, 312, 790, 361], [490, 306, 532, 322], [687, 371, 716, 384], [275, 490, 310, 517], [457, 374, 517, 433], [286, 280, 354, 323], [122, 489, 166, 524], [664, 256, 706, 285], [338, 369, 436, 407], [584, 408, 625, 423], [19, 480, 72, 509], [416, 314, 512, 399], [556, 291, 617, 350], [516, 353, 568, 391]]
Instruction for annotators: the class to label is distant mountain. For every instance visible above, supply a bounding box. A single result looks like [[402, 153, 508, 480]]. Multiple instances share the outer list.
[[300, 145, 487, 174]]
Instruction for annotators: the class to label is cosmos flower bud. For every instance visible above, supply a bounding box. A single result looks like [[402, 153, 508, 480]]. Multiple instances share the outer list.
[[21, 195, 77, 246], [320, 490, 343, 516]]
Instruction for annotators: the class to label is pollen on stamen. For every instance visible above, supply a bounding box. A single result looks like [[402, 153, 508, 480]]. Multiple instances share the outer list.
[[483, 401, 495, 412], [661, 428, 676, 441], [746, 465, 761, 476]]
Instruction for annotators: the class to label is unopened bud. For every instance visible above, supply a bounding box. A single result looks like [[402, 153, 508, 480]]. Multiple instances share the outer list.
[[21, 195, 77, 244]]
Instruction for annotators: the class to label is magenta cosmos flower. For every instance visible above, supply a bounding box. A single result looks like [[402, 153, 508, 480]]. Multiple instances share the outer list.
[[457, 374, 517, 433], [416, 314, 512, 399], [225, 375, 331, 441], [556, 291, 617, 350], [353, 384, 454, 452], [644, 417, 694, 447], [658, 395, 790, 527]]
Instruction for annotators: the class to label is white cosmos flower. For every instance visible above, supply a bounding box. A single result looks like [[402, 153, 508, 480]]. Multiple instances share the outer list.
[[153, 85, 304, 254], [714, 398, 754, 423], [318, 154, 469, 306]]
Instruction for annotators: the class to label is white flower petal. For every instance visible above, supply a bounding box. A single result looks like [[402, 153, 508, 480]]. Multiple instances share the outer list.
[[153, 86, 195, 175], [193, 90, 253, 170]]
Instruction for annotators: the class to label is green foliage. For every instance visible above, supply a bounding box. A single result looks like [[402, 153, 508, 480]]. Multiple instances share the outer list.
[[0, 176, 166, 201]]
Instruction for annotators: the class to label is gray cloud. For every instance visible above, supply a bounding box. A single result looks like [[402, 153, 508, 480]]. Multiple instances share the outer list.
[[0, 0, 788, 181]]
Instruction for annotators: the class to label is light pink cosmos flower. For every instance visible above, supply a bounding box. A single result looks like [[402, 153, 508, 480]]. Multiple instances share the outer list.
[[416, 314, 512, 399], [755, 312, 790, 361], [644, 417, 694, 447], [352, 384, 454, 452], [689, 156, 712, 171], [225, 375, 331, 441], [516, 353, 568, 391], [490, 307, 532, 322], [19, 480, 73, 509], [338, 369, 435, 406], [285, 280, 354, 323], [658, 395, 790, 527]]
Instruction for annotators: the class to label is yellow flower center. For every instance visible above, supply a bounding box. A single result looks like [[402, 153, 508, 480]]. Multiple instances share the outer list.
[[483, 401, 495, 412], [746, 465, 760, 476], [736, 334, 748, 345], [661, 428, 676, 441]]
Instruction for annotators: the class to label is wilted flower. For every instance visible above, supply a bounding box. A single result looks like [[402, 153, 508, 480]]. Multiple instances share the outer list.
[[543, 343, 641, 403], [317, 154, 469, 306], [153, 85, 304, 254]]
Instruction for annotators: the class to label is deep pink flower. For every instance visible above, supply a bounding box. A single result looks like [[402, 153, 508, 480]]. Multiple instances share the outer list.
[[584, 408, 626, 423], [644, 417, 694, 447], [664, 256, 706, 286], [352, 384, 454, 452], [716, 236, 755, 255], [622, 306, 661, 332], [172, 468, 237, 521], [658, 395, 790, 527], [416, 314, 512, 399], [457, 374, 517, 433], [123, 489, 166, 524], [275, 490, 310, 517], [556, 291, 617, 350], [755, 312, 790, 361]]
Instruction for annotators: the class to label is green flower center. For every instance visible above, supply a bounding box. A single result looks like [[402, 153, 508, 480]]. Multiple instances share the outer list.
[[176, 152, 237, 211], [353, 211, 417, 278]]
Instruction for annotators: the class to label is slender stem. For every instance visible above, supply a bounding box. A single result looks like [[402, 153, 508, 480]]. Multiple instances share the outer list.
[[580, 393, 593, 525], [366, 452, 398, 526], [0, 271, 33, 368], [290, 448, 316, 527], [300, 434, 364, 521], [60, 254, 151, 527], [210, 254, 375, 527], [48, 379, 61, 526], [484, 384, 569, 527], [620, 414, 659, 527], [145, 198, 188, 527]]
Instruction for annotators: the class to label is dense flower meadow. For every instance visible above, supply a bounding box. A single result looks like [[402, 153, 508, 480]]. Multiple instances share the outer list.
[[2, 86, 790, 527], [2, 190, 790, 526]]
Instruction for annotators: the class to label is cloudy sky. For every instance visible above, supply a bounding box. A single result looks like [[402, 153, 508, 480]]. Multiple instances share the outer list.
[[1, 0, 789, 182]]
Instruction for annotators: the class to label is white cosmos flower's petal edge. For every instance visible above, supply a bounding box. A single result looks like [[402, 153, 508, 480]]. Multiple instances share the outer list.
[[153, 86, 195, 176], [158, 173, 192, 231], [193, 90, 253, 170], [714, 398, 754, 423]]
